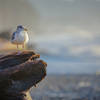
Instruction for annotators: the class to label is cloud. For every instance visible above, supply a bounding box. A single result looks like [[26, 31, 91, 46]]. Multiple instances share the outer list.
[[34, 31, 100, 58], [64, 26, 94, 40]]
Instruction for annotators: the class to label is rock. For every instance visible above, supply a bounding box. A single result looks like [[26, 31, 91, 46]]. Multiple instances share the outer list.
[[0, 50, 47, 100]]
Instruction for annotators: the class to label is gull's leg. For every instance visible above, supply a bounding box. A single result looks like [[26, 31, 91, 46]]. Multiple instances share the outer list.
[[17, 44, 18, 49], [22, 43, 24, 49], [16, 44, 21, 55]]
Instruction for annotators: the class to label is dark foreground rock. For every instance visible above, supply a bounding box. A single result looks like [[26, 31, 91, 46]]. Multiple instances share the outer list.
[[0, 51, 47, 100]]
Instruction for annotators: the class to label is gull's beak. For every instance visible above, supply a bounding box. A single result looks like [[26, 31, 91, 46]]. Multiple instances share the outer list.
[[24, 28, 28, 31]]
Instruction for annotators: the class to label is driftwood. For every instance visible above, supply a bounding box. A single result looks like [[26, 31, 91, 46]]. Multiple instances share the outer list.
[[0, 51, 47, 100]]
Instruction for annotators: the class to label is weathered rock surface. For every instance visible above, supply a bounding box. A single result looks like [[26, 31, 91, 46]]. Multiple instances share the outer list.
[[0, 51, 47, 100]]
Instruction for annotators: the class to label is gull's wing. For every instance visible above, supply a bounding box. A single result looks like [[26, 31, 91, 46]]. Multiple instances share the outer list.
[[11, 32, 16, 40]]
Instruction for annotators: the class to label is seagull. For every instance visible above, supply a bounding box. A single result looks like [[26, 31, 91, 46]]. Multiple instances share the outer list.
[[11, 25, 29, 49]]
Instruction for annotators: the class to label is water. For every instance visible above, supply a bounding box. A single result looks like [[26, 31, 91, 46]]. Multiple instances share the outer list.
[[39, 53, 100, 74]]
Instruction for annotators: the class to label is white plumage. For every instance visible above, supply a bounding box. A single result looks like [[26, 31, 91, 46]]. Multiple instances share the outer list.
[[11, 25, 29, 49]]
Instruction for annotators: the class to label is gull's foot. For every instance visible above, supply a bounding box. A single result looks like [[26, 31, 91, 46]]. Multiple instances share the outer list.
[[16, 51, 23, 55]]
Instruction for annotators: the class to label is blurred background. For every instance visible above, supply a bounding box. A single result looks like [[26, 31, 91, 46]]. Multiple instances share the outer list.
[[0, 0, 100, 100]]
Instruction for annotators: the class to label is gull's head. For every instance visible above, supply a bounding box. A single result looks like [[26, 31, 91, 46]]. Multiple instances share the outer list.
[[17, 25, 28, 32], [17, 25, 24, 30]]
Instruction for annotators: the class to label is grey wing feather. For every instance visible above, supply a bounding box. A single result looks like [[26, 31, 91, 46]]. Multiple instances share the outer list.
[[12, 32, 16, 40]]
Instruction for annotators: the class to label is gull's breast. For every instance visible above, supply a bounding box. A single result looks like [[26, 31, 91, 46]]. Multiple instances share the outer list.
[[11, 31, 29, 44], [24, 31, 29, 43]]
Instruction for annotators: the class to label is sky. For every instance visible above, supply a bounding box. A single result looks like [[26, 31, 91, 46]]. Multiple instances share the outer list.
[[28, 0, 100, 74], [28, 0, 100, 57], [0, 0, 100, 74]]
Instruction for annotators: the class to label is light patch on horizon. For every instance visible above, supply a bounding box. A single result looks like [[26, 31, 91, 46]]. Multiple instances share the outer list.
[[64, 26, 93, 40], [68, 45, 100, 57]]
